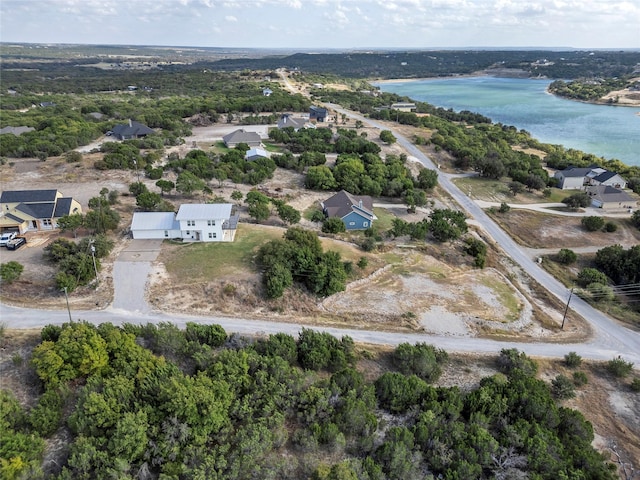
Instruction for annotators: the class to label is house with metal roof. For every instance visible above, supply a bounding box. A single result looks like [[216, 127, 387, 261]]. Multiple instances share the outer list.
[[245, 148, 269, 162], [320, 190, 376, 230], [222, 129, 262, 148], [309, 106, 328, 122], [131, 203, 239, 242], [589, 171, 627, 189], [586, 185, 637, 211], [0, 189, 82, 233], [554, 166, 593, 190], [111, 120, 155, 140]]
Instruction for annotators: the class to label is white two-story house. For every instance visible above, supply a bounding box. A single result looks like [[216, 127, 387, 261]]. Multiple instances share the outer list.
[[131, 203, 238, 242]]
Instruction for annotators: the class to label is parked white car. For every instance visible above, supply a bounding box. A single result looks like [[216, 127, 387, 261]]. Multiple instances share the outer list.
[[0, 231, 17, 246]]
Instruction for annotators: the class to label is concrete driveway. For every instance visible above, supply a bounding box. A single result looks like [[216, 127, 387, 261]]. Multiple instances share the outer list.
[[111, 239, 163, 314]]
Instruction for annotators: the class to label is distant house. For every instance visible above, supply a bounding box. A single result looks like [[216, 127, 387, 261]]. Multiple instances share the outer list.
[[321, 190, 376, 230], [554, 167, 594, 190], [391, 102, 416, 112], [222, 129, 262, 148], [277, 114, 314, 131], [111, 120, 155, 140], [586, 185, 637, 210], [589, 171, 627, 189], [0, 189, 82, 233], [0, 126, 35, 136], [39, 102, 56, 108], [245, 148, 269, 161], [309, 106, 327, 122], [262, 88, 273, 96], [555, 166, 628, 190], [131, 203, 239, 242]]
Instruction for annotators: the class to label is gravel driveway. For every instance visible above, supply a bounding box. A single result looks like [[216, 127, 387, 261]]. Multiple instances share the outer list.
[[111, 239, 162, 313]]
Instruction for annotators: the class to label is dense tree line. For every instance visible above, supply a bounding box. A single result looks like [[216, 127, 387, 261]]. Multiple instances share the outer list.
[[549, 77, 633, 102], [0, 322, 618, 480]]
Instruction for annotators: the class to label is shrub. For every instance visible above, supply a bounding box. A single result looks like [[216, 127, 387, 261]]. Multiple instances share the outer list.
[[630, 378, 640, 392], [497, 348, 538, 376], [581, 216, 605, 232], [557, 248, 577, 265], [573, 371, 588, 387], [607, 357, 634, 378], [498, 202, 510, 213], [564, 351, 582, 368], [357, 257, 368, 269], [322, 217, 346, 234], [552, 374, 576, 399], [0, 261, 24, 284], [604, 221, 618, 232], [576, 268, 608, 287], [392, 342, 448, 383]]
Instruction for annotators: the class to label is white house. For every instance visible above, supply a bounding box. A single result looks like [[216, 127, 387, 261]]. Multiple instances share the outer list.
[[554, 167, 593, 190], [131, 204, 238, 242], [589, 171, 627, 189]]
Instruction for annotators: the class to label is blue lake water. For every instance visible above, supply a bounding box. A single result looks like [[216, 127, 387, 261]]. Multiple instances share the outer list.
[[374, 77, 640, 167]]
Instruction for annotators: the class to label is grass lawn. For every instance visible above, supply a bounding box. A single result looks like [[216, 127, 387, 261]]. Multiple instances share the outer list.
[[162, 224, 284, 280], [162, 223, 386, 283], [453, 176, 570, 204]]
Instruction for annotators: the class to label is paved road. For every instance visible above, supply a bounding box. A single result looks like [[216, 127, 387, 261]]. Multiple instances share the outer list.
[[1, 302, 639, 365], [326, 103, 640, 365]]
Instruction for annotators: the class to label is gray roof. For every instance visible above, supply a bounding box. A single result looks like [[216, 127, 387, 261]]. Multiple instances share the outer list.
[[112, 121, 155, 138], [558, 167, 594, 178], [131, 212, 179, 231], [321, 190, 374, 220], [245, 147, 269, 159], [277, 114, 309, 130], [53, 198, 78, 217], [222, 129, 261, 145], [0, 126, 35, 136], [0, 189, 59, 203], [592, 171, 623, 183], [176, 203, 232, 220], [587, 185, 635, 203], [16, 202, 54, 219]]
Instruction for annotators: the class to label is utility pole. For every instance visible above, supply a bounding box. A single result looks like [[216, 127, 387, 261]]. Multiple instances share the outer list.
[[561, 287, 574, 329], [90, 240, 98, 286], [63, 287, 72, 322]]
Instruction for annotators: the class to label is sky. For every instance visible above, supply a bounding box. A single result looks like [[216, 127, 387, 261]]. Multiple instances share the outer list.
[[1, 0, 639, 50]]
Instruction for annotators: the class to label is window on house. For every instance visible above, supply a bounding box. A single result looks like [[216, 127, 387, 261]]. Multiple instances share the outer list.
[[43, 219, 52, 226], [208, 233, 213, 239], [349, 222, 356, 226], [187, 220, 195, 226], [212, 233, 217, 238], [164, 231, 169, 237], [363, 222, 368, 227], [186, 230, 190, 235], [208, 220, 216, 226]]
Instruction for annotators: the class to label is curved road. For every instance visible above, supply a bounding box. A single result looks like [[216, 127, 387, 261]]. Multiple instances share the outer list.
[[1, 86, 639, 368]]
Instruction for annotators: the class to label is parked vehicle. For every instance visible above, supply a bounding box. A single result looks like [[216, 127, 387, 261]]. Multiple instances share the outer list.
[[0, 231, 17, 246], [6, 236, 26, 250]]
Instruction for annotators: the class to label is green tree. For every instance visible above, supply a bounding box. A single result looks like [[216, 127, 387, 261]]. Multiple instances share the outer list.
[[632, 210, 640, 229], [428, 208, 468, 242], [577, 267, 608, 287], [557, 248, 577, 264], [176, 171, 206, 196], [508, 181, 525, 196], [136, 191, 164, 211], [563, 192, 590, 209], [276, 203, 301, 225], [379, 130, 396, 144], [0, 261, 24, 284], [248, 202, 271, 222], [552, 375, 576, 399], [322, 217, 346, 234], [230, 190, 243, 203], [581, 215, 605, 231], [564, 351, 582, 368], [607, 357, 634, 378], [392, 342, 447, 383], [155, 179, 175, 196], [305, 165, 337, 190], [417, 168, 438, 189], [57, 213, 84, 238]]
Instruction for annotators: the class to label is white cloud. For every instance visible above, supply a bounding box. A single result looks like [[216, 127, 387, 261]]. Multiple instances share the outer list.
[[225, 15, 238, 21]]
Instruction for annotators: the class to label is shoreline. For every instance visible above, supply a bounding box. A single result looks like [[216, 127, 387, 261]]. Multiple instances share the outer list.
[[373, 73, 640, 108]]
